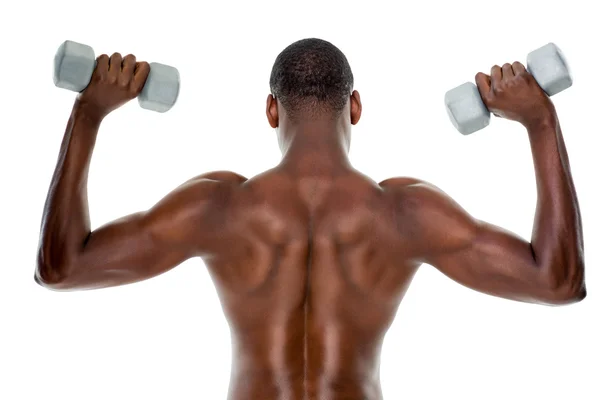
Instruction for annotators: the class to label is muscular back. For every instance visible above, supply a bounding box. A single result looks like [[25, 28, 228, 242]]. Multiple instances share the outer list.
[[37, 158, 584, 399], [37, 159, 585, 399], [208, 169, 419, 399]]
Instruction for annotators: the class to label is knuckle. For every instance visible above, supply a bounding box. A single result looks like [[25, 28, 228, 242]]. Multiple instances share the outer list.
[[502, 63, 511, 68], [517, 71, 531, 81]]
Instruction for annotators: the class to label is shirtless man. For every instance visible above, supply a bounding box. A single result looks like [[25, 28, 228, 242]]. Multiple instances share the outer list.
[[36, 38, 586, 399]]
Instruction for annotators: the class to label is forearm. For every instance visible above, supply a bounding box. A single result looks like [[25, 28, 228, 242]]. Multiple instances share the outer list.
[[36, 101, 102, 283], [527, 107, 585, 296]]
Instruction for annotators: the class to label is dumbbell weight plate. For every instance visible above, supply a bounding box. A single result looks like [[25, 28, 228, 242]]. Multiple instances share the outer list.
[[53, 40, 95, 92], [444, 82, 490, 135], [526, 43, 572, 96], [138, 62, 180, 113]]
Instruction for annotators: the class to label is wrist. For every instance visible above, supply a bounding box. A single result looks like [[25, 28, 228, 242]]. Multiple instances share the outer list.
[[73, 98, 105, 125], [523, 104, 558, 132]]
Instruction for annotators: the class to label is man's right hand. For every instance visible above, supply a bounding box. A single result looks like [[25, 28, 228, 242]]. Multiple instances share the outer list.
[[475, 62, 555, 128]]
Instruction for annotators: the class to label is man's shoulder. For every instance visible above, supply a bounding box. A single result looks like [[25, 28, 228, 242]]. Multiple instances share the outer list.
[[187, 170, 249, 185], [378, 176, 424, 189], [377, 177, 459, 215], [378, 176, 443, 199], [166, 170, 248, 212], [375, 177, 476, 254]]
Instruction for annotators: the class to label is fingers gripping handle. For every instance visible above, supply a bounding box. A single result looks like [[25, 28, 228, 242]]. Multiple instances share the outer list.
[[444, 43, 572, 135], [53, 40, 180, 113]]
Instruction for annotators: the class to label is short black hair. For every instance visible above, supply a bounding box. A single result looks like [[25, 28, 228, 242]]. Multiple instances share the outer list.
[[269, 38, 354, 120]]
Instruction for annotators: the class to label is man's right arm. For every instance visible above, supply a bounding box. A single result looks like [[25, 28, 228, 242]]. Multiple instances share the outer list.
[[387, 64, 585, 305], [393, 115, 584, 306], [400, 177, 584, 306]]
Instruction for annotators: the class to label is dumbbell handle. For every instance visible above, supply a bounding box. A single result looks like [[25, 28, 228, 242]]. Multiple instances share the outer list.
[[53, 40, 180, 113]]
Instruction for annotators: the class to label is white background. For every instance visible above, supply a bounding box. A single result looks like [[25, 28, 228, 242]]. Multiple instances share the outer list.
[[1, 0, 597, 399]]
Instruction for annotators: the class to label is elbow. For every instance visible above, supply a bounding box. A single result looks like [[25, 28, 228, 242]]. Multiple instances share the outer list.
[[543, 284, 587, 306], [35, 264, 67, 291], [541, 265, 587, 306], [35, 252, 73, 291]]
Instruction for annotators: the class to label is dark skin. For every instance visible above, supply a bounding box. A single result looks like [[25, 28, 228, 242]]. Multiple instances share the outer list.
[[36, 53, 586, 399]]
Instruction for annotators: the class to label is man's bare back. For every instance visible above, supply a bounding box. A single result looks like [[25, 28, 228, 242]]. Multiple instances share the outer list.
[[206, 169, 421, 399], [36, 39, 586, 399]]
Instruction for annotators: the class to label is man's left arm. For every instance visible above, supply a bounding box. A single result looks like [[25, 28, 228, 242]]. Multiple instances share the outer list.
[[36, 52, 239, 291]]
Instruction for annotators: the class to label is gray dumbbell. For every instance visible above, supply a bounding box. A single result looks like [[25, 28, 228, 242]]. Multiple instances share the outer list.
[[444, 43, 572, 135], [53, 40, 180, 113]]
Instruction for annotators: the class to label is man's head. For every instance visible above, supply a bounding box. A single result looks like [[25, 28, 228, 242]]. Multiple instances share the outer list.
[[267, 38, 361, 127]]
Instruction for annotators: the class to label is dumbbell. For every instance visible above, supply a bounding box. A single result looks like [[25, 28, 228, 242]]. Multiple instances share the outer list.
[[53, 40, 180, 113], [444, 43, 572, 135]]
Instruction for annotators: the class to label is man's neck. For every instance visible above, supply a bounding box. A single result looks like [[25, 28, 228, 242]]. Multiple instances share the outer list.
[[277, 119, 352, 175]]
